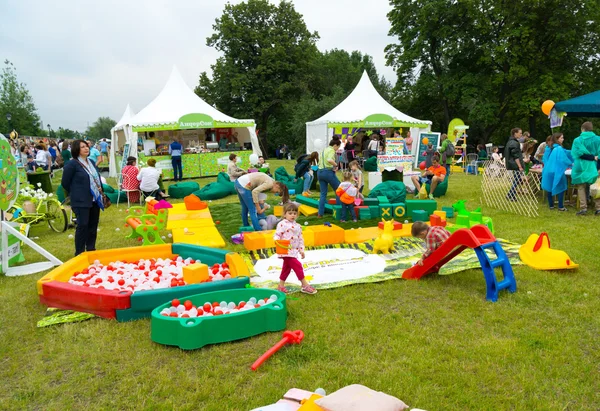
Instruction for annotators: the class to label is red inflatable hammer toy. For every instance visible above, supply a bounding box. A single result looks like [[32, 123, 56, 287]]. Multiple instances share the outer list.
[[251, 330, 304, 371]]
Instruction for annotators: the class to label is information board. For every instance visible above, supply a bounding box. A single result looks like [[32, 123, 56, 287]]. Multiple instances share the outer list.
[[415, 132, 441, 166]]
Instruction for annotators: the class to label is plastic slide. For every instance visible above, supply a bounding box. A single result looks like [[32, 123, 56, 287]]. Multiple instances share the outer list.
[[519, 232, 578, 270], [402, 225, 517, 302]]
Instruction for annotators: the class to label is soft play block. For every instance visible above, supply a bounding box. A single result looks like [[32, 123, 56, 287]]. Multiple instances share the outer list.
[[331, 205, 342, 221], [328, 198, 337, 205], [393, 203, 406, 219], [376, 196, 389, 204], [456, 214, 470, 226], [369, 205, 380, 218], [240, 226, 255, 232], [299, 204, 318, 216], [364, 198, 379, 206], [182, 263, 209, 284], [274, 205, 283, 217], [434, 210, 447, 220], [442, 206, 454, 218], [243, 231, 275, 251], [171, 226, 226, 248], [470, 211, 484, 224], [406, 199, 437, 217], [380, 204, 393, 219], [304, 224, 344, 246], [344, 227, 379, 243], [296, 195, 332, 213], [357, 206, 371, 220], [411, 209, 429, 222], [378, 221, 403, 230], [429, 214, 445, 227], [226, 252, 250, 277]]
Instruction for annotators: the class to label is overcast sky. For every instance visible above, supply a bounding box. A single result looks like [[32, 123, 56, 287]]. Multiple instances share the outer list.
[[0, 0, 397, 132]]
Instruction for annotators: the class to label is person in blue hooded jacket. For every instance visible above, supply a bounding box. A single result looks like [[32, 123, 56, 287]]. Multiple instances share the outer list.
[[541, 133, 573, 211], [571, 122, 600, 215]]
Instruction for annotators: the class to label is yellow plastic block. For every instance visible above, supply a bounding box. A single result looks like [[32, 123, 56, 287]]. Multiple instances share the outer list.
[[274, 205, 283, 217], [226, 253, 249, 277], [304, 224, 345, 246], [299, 204, 319, 216], [433, 210, 447, 220], [344, 227, 380, 243], [391, 223, 414, 238], [182, 263, 209, 284]]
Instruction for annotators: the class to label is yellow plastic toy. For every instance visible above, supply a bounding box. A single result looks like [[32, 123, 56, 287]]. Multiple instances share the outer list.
[[372, 219, 394, 254], [519, 232, 578, 270]]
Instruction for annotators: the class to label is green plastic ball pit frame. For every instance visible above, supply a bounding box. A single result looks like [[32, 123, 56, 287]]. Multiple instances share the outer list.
[[150, 288, 287, 350]]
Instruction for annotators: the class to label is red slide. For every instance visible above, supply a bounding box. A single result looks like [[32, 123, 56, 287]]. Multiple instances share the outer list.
[[402, 225, 497, 280]]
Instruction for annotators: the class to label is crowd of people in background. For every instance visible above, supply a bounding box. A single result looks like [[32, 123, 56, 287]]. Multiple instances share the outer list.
[[10, 137, 110, 173]]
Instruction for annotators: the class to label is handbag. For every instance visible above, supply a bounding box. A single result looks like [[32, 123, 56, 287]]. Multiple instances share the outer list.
[[78, 160, 111, 209]]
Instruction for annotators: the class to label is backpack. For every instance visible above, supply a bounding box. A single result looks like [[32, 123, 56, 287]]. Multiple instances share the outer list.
[[294, 154, 308, 172], [445, 141, 455, 156]]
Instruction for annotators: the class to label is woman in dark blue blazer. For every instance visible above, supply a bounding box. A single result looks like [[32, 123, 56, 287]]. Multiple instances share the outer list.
[[61, 140, 105, 256]]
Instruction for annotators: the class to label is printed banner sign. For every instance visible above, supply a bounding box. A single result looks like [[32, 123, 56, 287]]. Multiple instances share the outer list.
[[377, 154, 414, 171], [384, 137, 406, 156]]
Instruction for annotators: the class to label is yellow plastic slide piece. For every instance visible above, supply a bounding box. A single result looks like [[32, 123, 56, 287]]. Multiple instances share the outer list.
[[519, 233, 579, 270], [171, 226, 226, 248], [226, 252, 250, 278]]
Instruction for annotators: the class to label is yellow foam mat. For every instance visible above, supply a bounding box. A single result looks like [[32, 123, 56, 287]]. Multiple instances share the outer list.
[[171, 226, 226, 248]]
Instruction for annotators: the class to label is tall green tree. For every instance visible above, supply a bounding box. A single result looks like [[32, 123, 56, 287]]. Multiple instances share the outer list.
[[386, 0, 600, 144], [85, 117, 116, 142], [0, 60, 42, 136], [56, 127, 81, 140], [195, 0, 319, 150]]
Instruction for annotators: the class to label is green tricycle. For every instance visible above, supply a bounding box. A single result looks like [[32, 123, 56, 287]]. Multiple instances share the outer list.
[[7, 196, 68, 233]]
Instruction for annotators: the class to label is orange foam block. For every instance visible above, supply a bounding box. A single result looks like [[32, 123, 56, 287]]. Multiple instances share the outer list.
[[378, 221, 403, 230], [429, 214, 447, 227], [182, 263, 209, 284], [304, 224, 344, 246], [243, 230, 275, 251], [344, 227, 380, 243]]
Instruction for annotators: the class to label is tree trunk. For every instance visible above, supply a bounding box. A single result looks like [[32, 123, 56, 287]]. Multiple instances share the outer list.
[[528, 112, 536, 140], [258, 112, 270, 158]]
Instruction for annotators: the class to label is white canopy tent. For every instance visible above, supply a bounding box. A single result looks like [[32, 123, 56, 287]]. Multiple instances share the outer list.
[[306, 71, 432, 154], [109, 104, 136, 178], [128, 66, 261, 150]]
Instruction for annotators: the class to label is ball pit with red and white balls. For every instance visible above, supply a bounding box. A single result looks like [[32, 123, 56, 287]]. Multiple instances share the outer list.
[[67, 257, 232, 293], [160, 294, 279, 318]]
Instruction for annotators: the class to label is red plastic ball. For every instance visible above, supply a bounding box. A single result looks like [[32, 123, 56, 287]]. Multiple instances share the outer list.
[[203, 303, 212, 312], [172, 299, 180, 307], [184, 300, 193, 310], [419, 161, 426, 170], [169, 312, 178, 317], [118, 279, 125, 286]]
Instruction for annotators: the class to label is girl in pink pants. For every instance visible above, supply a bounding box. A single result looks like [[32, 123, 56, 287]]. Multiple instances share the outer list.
[[273, 203, 317, 295]]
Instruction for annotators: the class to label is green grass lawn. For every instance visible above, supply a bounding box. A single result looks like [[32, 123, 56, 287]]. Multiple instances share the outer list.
[[0, 160, 599, 410]]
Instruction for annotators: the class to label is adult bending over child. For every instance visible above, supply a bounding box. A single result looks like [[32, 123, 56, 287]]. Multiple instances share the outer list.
[[235, 172, 288, 231]]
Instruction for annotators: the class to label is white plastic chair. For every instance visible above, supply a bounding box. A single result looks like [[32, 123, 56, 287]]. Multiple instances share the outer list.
[[117, 173, 142, 208]]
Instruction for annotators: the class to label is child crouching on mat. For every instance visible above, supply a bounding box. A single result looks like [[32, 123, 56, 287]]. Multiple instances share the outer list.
[[411, 221, 450, 266], [273, 203, 317, 295]]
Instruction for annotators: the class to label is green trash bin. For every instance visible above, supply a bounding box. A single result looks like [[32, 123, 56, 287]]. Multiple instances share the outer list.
[[27, 171, 53, 194]]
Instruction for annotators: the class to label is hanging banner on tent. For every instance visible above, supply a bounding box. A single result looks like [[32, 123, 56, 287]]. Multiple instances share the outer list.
[[131, 113, 255, 132]]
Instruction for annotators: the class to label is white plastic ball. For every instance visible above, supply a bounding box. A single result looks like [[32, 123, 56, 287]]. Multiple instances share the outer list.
[[68, 234, 74, 239], [304, 221, 308, 226], [315, 388, 326, 396]]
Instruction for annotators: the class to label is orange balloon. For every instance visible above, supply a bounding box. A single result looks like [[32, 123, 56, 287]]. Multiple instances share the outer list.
[[541, 100, 555, 116], [422, 137, 429, 145]]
